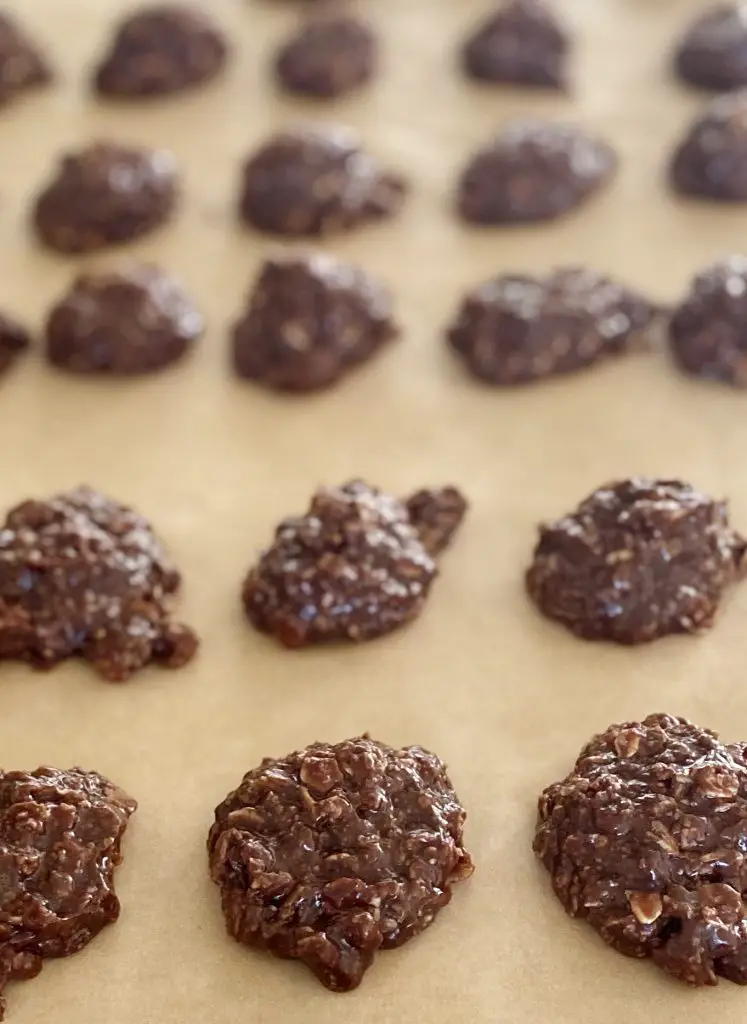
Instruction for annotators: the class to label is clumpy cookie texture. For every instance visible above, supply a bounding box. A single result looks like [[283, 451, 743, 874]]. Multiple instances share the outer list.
[[242, 480, 467, 648], [0, 486, 198, 680], [274, 13, 376, 99], [535, 713, 747, 986], [208, 735, 473, 992], [447, 267, 656, 385], [0, 315, 29, 377], [232, 251, 398, 392], [457, 120, 616, 224], [0, 766, 136, 1020], [238, 125, 407, 237], [46, 265, 204, 375], [33, 142, 178, 254], [0, 12, 51, 106], [670, 92, 747, 200], [461, 0, 569, 89], [674, 4, 747, 92], [94, 4, 228, 98], [526, 477, 746, 644]]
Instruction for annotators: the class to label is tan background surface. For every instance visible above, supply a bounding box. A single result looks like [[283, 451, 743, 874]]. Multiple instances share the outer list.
[[3, 0, 747, 1021]]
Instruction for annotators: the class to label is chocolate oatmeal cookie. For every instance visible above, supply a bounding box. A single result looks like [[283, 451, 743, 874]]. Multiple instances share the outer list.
[[0, 486, 198, 680], [535, 713, 747, 986], [405, 488, 469, 557], [208, 735, 473, 991], [0, 315, 29, 377], [0, 12, 51, 107], [274, 13, 376, 98], [446, 267, 656, 385], [232, 251, 398, 392], [33, 142, 178, 254], [461, 0, 569, 89], [526, 478, 746, 644], [457, 120, 616, 224], [674, 4, 747, 92], [238, 125, 407, 237], [670, 92, 747, 200], [0, 766, 136, 1020], [94, 4, 228, 98], [46, 266, 204, 375], [242, 480, 467, 648]]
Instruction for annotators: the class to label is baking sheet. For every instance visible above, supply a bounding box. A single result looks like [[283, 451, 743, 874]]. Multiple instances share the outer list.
[[5, 0, 747, 1021]]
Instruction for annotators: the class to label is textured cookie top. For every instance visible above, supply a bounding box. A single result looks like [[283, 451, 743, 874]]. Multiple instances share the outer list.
[[461, 0, 569, 89], [274, 14, 376, 98], [670, 91, 747, 200]]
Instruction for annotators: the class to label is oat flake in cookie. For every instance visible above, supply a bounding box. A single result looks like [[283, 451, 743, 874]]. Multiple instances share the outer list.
[[232, 250, 397, 392], [274, 13, 376, 99], [670, 91, 747, 201], [46, 266, 204, 375], [238, 125, 407, 237], [0, 766, 136, 1020], [33, 142, 178, 255], [208, 736, 473, 991], [242, 480, 467, 648], [526, 477, 746, 644], [674, 3, 747, 92], [461, 0, 569, 90], [0, 12, 52, 107], [94, 4, 228, 99], [457, 120, 616, 224], [534, 713, 747, 986], [0, 486, 198, 680], [0, 315, 29, 377], [446, 267, 656, 386]]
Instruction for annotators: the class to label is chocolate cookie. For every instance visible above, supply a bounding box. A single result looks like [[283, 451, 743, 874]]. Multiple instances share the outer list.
[[232, 251, 397, 392], [242, 479, 467, 648], [274, 13, 376, 98], [208, 735, 473, 991], [94, 4, 228, 98], [33, 142, 178, 254], [0, 314, 30, 377], [0, 486, 198, 680], [46, 266, 203, 375], [526, 477, 746, 644], [0, 766, 136, 1020], [535, 713, 747, 986], [238, 125, 407, 237], [405, 487, 469, 556], [0, 12, 51, 107], [457, 120, 616, 224], [674, 4, 747, 92], [446, 267, 656, 385], [461, 0, 569, 89], [670, 92, 747, 201]]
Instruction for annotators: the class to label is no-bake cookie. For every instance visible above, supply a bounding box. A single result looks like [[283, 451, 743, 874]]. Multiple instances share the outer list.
[[674, 4, 747, 92], [0, 12, 51, 107], [461, 0, 569, 89], [274, 13, 376, 98], [670, 92, 747, 201]]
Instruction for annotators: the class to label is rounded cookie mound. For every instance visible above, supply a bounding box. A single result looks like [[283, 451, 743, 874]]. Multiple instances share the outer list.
[[0, 11, 52, 106], [46, 266, 204, 375], [232, 251, 397, 392], [0, 486, 198, 680], [0, 766, 136, 1020], [238, 125, 407, 237], [274, 14, 376, 98], [94, 3, 228, 98], [526, 477, 746, 644], [0, 313, 30, 376], [674, 4, 747, 92], [33, 142, 178, 254], [446, 267, 656, 385], [461, 0, 569, 89], [457, 119, 616, 224], [534, 713, 747, 986], [208, 735, 473, 991], [670, 92, 747, 200]]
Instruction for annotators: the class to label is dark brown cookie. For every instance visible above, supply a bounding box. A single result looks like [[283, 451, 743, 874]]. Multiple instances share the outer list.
[[447, 267, 656, 386], [526, 477, 746, 644], [232, 251, 397, 392], [535, 713, 747, 986], [0, 314, 30, 376], [242, 479, 467, 648], [457, 120, 616, 224], [0, 12, 51, 107], [0, 486, 198, 680], [406, 487, 469, 556], [461, 0, 569, 89], [670, 92, 747, 201], [274, 13, 376, 98], [208, 735, 473, 992], [674, 4, 747, 92], [238, 125, 407, 237], [94, 4, 228, 99], [0, 766, 136, 1020], [33, 142, 178, 255], [46, 266, 203, 376]]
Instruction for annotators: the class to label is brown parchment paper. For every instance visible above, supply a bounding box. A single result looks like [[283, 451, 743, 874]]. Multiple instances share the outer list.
[[5, 0, 747, 1021]]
